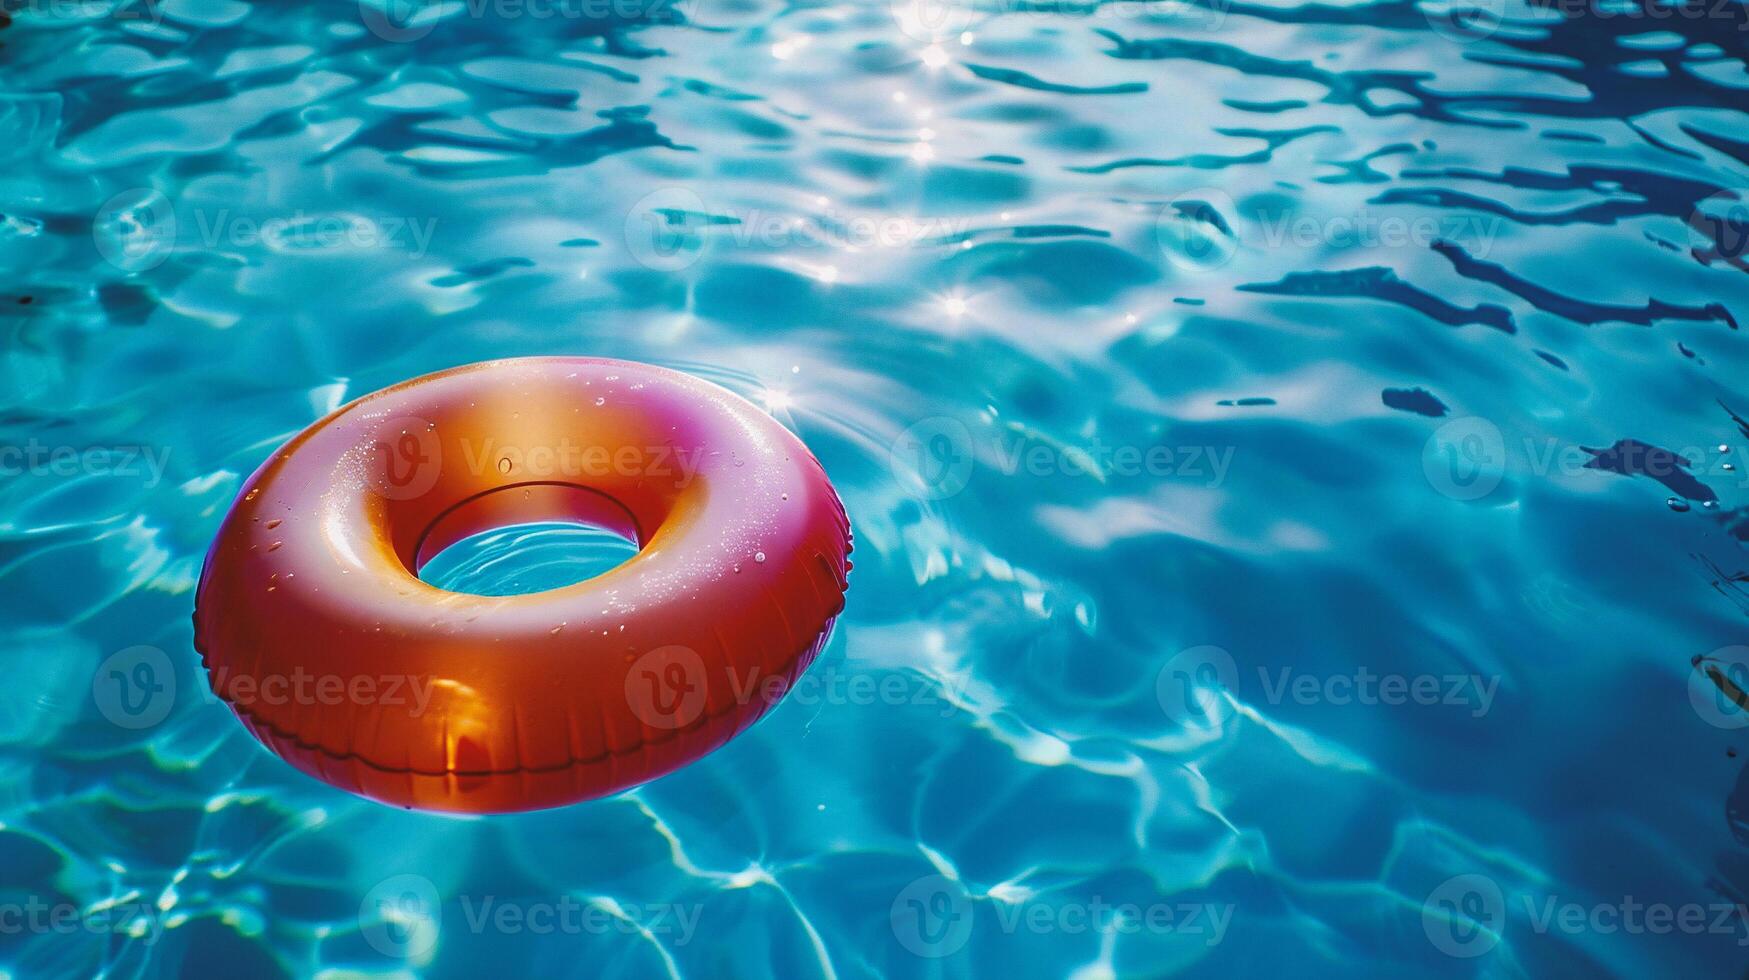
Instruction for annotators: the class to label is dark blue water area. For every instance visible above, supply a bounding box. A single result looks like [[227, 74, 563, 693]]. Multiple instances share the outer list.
[[1, 0, 1749, 975]]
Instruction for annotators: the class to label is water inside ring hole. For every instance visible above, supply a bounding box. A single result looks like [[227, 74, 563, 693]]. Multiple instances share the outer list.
[[417, 521, 639, 596]]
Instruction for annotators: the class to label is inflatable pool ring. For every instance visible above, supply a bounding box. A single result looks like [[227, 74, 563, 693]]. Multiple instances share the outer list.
[[193, 357, 851, 813]]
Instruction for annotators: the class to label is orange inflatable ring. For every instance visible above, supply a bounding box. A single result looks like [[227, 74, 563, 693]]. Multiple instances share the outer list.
[[193, 357, 851, 813]]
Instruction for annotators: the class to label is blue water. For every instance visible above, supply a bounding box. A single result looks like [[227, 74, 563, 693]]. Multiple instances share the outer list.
[[418, 521, 641, 595], [4, 0, 1749, 974]]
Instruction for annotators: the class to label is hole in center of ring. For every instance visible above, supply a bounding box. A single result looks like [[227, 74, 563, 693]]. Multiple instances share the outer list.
[[418, 520, 639, 597], [411, 482, 644, 597]]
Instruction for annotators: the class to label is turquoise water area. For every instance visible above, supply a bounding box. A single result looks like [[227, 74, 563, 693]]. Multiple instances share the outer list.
[[4, 0, 1749, 974]]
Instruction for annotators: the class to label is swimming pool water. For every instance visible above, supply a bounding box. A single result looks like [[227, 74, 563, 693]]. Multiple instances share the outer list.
[[418, 521, 641, 596], [3, 0, 1749, 975]]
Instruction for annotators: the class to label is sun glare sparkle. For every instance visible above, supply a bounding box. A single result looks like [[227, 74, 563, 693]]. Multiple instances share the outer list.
[[771, 37, 810, 60]]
